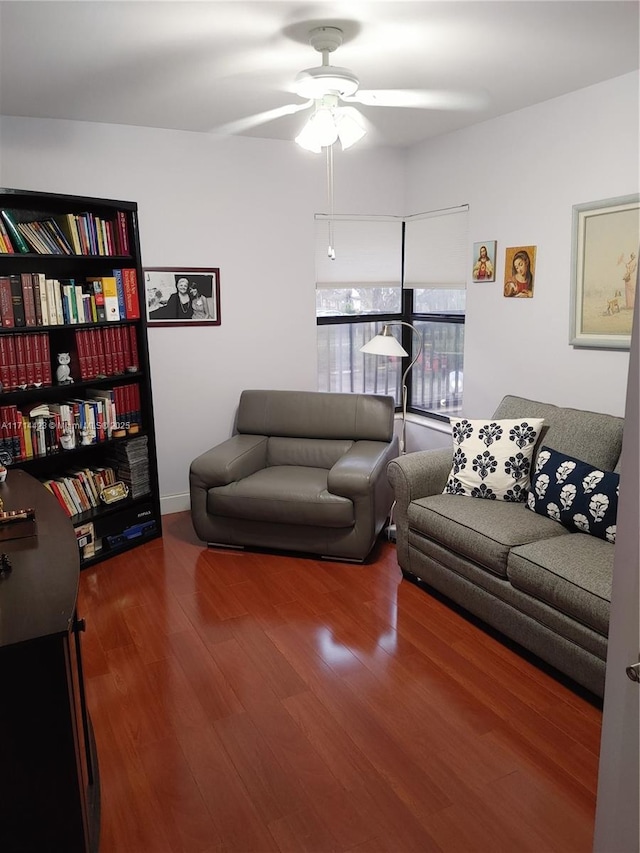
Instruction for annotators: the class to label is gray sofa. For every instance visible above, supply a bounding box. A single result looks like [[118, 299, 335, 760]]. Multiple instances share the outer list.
[[388, 395, 624, 697], [190, 389, 398, 562]]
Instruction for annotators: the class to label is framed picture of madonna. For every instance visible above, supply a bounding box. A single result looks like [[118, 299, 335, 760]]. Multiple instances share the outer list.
[[144, 267, 221, 326]]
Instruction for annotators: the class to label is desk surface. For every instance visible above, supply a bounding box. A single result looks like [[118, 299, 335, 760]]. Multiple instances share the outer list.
[[0, 469, 79, 649]]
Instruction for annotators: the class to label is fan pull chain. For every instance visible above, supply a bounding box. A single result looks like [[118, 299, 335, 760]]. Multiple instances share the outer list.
[[326, 143, 335, 260]]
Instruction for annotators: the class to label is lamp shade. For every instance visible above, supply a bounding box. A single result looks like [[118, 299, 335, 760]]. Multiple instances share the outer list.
[[336, 110, 366, 149], [360, 327, 408, 357]]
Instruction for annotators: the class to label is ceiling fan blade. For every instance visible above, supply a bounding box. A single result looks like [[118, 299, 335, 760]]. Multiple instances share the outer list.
[[211, 100, 312, 136], [343, 89, 487, 110]]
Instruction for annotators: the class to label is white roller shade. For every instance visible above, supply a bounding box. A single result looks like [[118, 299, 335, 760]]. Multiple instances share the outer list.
[[404, 206, 469, 289], [315, 216, 402, 288]]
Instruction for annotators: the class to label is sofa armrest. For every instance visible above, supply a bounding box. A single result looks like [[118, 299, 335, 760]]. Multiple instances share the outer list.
[[328, 440, 398, 498], [387, 448, 452, 569], [190, 434, 268, 488]]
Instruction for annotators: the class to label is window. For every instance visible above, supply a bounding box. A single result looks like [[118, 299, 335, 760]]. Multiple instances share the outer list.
[[316, 207, 468, 419]]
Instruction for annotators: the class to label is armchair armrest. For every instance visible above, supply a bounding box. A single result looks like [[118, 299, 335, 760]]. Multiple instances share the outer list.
[[328, 440, 397, 498], [190, 434, 268, 489]]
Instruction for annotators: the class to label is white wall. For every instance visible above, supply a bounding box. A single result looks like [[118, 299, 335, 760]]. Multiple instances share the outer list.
[[406, 72, 639, 438], [0, 117, 404, 510]]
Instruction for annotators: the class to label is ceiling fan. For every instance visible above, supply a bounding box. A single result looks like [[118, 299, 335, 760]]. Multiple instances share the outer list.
[[215, 25, 484, 151]]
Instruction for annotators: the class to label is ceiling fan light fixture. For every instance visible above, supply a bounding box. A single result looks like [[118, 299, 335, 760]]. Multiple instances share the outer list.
[[336, 110, 366, 150], [295, 106, 339, 152], [294, 66, 359, 100]]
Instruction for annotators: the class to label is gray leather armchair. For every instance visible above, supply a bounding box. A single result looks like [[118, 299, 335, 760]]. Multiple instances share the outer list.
[[190, 389, 399, 561]]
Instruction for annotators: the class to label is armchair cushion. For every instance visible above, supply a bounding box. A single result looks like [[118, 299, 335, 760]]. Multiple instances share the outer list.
[[207, 466, 354, 527]]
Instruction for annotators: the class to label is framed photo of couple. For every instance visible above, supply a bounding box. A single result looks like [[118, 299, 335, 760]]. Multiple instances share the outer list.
[[144, 267, 221, 327]]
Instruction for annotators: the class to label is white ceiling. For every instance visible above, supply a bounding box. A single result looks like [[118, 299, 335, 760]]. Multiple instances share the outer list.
[[0, 1, 638, 149]]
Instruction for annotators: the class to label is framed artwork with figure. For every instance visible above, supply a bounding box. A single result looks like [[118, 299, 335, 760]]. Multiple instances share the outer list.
[[144, 267, 221, 327], [472, 241, 496, 282], [570, 194, 639, 349]]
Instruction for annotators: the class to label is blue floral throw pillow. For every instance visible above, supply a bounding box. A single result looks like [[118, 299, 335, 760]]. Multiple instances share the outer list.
[[443, 418, 544, 501], [527, 446, 619, 543]]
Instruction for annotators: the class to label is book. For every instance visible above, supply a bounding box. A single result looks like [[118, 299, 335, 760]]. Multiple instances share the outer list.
[[0, 336, 11, 390], [121, 268, 140, 319], [0, 210, 30, 254], [101, 276, 120, 321], [87, 278, 107, 322], [0, 217, 14, 253], [113, 269, 127, 319], [0, 276, 14, 327], [9, 274, 26, 327], [31, 273, 44, 326], [20, 272, 37, 326]]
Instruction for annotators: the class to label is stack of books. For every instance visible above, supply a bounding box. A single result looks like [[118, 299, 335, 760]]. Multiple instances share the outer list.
[[107, 436, 150, 499]]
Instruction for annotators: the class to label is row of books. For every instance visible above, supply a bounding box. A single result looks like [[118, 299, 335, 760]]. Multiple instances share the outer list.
[[0, 325, 139, 391], [0, 269, 140, 328], [41, 465, 118, 519], [0, 332, 52, 390], [76, 325, 139, 381], [0, 383, 142, 463], [0, 209, 130, 257]]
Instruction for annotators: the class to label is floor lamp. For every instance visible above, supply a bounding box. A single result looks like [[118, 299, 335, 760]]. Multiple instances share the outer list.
[[360, 322, 422, 455], [361, 322, 422, 542]]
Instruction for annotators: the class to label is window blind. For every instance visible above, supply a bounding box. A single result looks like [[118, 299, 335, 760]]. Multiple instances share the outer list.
[[403, 206, 469, 289], [315, 216, 402, 289]]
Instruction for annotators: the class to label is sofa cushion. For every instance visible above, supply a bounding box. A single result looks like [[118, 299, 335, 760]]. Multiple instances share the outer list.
[[408, 494, 569, 578], [492, 395, 624, 472], [508, 534, 613, 636], [443, 418, 543, 501], [207, 466, 355, 527], [527, 446, 619, 542]]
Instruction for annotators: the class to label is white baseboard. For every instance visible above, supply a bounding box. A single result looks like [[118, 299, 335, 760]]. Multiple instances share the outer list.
[[160, 493, 190, 515]]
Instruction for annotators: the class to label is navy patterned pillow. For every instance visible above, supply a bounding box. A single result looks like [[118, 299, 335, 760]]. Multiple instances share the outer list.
[[443, 418, 544, 501], [527, 446, 619, 542]]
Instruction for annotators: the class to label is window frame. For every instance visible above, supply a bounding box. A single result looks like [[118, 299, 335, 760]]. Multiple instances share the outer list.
[[316, 211, 466, 422]]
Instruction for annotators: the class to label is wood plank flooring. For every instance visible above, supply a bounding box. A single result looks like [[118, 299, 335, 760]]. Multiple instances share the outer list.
[[78, 512, 602, 853]]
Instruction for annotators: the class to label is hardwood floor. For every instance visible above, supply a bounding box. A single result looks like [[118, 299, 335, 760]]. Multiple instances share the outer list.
[[78, 512, 602, 853]]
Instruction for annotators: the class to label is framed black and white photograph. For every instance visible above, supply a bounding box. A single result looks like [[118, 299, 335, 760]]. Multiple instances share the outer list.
[[570, 194, 639, 349], [144, 267, 221, 326]]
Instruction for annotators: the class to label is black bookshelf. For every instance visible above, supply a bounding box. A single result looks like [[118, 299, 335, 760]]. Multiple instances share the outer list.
[[0, 188, 162, 566]]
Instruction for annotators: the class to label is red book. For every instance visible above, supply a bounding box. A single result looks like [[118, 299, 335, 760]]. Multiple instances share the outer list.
[[13, 333, 28, 387], [31, 333, 43, 385], [0, 276, 15, 327], [5, 336, 18, 390], [113, 325, 125, 373], [94, 327, 106, 377], [40, 333, 52, 386], [116, 211, 130, 255], [132, 383, 141, 427], [105, 326, 117, 375], [74, 329, 88, 381], [122, 268, 140, 319], [31, 273, 44, 326], [23, 333, 36, 386], [128, 325, 139, 369], [0, 404, 11, 461], [0, 335, 11, 391], [20, 273, 37, 327], [86, 328, 99, 378], [48, 480, 73, 517]]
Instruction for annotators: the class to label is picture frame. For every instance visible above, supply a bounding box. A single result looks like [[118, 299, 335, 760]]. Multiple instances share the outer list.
[[144, 267, 221, 326], [472, 241, 496, 282], [570, 194, 639, 349], [504, 245, 537, 298]]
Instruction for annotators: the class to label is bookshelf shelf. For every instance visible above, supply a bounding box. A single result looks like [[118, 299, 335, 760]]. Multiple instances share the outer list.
[[0, 187, 162, 567]]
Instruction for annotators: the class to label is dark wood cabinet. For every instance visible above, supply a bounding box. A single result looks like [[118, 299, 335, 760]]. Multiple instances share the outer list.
[[0, 470, 99, 852], [0, 187, 162, 567]]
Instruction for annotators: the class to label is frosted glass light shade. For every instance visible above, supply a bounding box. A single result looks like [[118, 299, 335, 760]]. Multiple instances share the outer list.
[[336, 111, 366, 149], [360, 327, 408, 357], [295, 107, 339, 152]]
